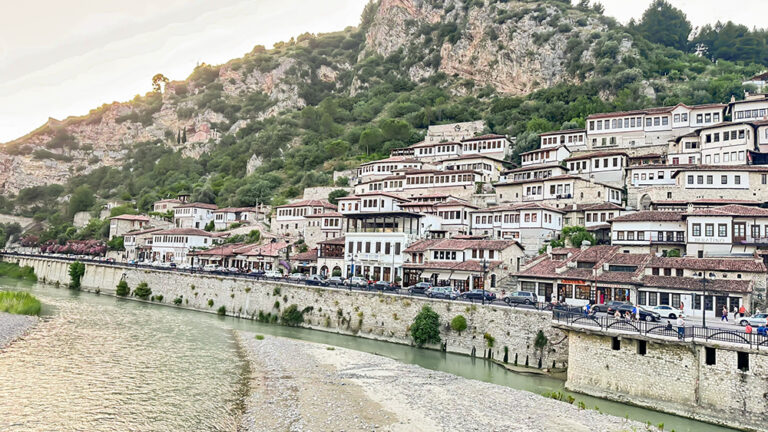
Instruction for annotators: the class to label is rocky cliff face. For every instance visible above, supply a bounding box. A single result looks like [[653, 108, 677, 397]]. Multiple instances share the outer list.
[[0, 0, 630, 195]]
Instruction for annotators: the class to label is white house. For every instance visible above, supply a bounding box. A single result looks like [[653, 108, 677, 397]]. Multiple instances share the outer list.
[[609, 210, 686, 255], [212, 207, 260, 231], [470, 203, 562, 254], [173, 203, 217, 229], [685, 204, 768, 258], [109, 214, 150, 240], [150, 228, 222, 264], [272, 199, 337, 238], [564, 150, 627, 187]]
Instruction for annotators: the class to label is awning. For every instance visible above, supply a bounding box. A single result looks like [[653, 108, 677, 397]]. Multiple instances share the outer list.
[[435, 272, 452, 280], [450, 273, 469, 281]]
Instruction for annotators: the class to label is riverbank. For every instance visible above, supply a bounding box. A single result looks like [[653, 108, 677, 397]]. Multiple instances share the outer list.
[[0, 312, 37, 349], [236, 332, 657, 432]]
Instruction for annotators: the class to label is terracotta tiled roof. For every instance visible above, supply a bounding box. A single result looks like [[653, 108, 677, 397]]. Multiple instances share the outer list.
[[586, 223, 611, 231], [438, 154, 509, 163], [564, 151, 628, 161], [460, 134, 507, 142], [213, 207, 258, 213], [305, 211, 343, 218], [671, 165, 768, 177], [403, 260, 502, 272], [641, 276, 753, 293], [110, 214, 149, 221], [502, 163, 564, 174], [152, 228, 214, 236], [539, 129, 585, 136], [235, 241, 289, 257], [175, 202, 218, 210], [191, 243, 245, 256], [519, 145, 568, 156], [403, 238, 521, 253], [686, 204, 768, 217], [291, 248, 318, 261], [648, 256, 766, 273], [578, 203, 625, 211], [124, 228, 163, 236], [277, 199, 336, 209], [495, 174, 583, 186], [318, 236, 346, 245], [359, 156, 422, 166], [610, 211, 685, 222]]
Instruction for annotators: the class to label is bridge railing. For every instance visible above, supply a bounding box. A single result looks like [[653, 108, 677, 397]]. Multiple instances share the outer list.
[[553, 309, 768, 350]]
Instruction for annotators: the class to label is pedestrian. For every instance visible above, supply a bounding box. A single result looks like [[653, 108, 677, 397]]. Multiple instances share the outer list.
[[739, 305, 746, 318], [584, 303, 591, 317], [676, 316, 685, 339], [721, 306, 728, 322], [632, 305, 638, 321], [746, 324, 753, 334], [614, 309, 621, 319]]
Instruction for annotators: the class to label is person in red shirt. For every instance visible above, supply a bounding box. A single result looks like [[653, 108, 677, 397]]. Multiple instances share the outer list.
[[739, 305, 747, 318], [746, 324, 753, 334]]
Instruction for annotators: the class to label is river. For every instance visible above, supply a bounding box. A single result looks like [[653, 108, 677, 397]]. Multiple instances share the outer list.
[[0, 278, 736, 432]]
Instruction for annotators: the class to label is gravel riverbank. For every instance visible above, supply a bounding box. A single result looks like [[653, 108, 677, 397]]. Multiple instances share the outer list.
[[236, 332, 656, 432], [0, 312, 37, 349]]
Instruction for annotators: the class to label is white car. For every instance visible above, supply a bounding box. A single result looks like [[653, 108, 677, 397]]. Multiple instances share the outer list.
[[739, 313, 768, 327], [264, 270, 282, 278], [203, 264, 219, 272], [651, 305, 684, 319], [288, 273, 306, 281]]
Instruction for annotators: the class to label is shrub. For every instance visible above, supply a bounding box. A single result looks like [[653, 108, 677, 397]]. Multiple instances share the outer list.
[[173, 297, 183, 305], [534, 330, 548, 349], [280, 304, 305, 326], [217, 305, 226, 315], [484, 332, 495, 348], [255, 334, 265, 340], [68, 262, 86, 290], [450, 315, 468, 333], [133, 282, 152, 300], [410, 305, 441, 347], [0, 291, 42, 315], [0, 262, 37, 282], [115, 280, 130, 296], [208, 299, 214, 308], [155, 294, 163, 302]]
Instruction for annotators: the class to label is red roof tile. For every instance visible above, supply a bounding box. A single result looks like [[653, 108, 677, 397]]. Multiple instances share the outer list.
[[610, 211, 685, 222], [649, 256, 766, 273]]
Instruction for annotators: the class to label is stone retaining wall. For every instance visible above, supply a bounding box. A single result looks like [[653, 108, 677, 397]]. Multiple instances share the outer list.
[[565, 330, 768, 432], [8, 255, 567, 366]]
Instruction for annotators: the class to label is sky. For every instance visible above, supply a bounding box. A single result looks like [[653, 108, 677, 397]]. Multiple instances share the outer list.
[[0, 0, 766, 143]]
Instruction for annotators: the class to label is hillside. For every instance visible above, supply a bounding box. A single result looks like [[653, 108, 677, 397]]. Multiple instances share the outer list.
[[0, 0, 763, 226]]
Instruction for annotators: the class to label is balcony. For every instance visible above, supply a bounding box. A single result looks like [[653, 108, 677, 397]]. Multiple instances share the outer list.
[[735, 236, 768, 245], [648, 233, 685, 244]]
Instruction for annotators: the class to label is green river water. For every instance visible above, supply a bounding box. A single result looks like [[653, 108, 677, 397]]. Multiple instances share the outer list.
[[0, 278, 737, 431]]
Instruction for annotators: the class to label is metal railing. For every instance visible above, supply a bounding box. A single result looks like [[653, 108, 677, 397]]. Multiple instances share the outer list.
[[553, 310, 768, 349]]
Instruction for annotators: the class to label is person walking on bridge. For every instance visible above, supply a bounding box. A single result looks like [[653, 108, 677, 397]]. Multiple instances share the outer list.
[[739, 305, 747, 318], [721, 306, 728, 322]]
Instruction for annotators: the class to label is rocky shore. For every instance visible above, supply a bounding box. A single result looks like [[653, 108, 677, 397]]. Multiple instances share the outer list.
[[0, 312, 37, 349], [236, 332, 656, 432]]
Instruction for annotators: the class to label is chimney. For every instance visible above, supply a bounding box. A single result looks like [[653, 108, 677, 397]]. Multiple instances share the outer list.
[[580, 240, 592, 250], [546, 244, 553, 256]]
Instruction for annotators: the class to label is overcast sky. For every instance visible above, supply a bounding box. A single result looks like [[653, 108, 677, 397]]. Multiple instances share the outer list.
[[1, 0, 766, 143]]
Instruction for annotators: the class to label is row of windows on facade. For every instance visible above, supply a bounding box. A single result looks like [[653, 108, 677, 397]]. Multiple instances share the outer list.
[[447, 162, 493, 172], [588, 112, 720, 132], [153, 235, 208, 244], [512, 169, 554, 181], [704, 129, 748, 143], [437, 210, 468, 220], [305, 218, 341, 228], [522, 150, 555, 163], [735, 108, 767, 120], [632, 171, 668, 182], [428, 249, 498, 260], [415, 140, 505, 155], [474, 212, 554, 225], [360, 163, 419, 174], [690, 222, 765, 239], [542, 134, 584, 146], [277, 207, 324, 217], [406, 174, 476, 185], [586, 212, 616, 223], [686, 174, 743, 186], [347, 241, 402, 255], [615, 231, 684, 242], [175, 208, 207, 215]]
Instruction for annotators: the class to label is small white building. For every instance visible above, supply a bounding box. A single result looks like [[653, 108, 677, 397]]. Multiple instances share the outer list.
[[173, 203, 218, 229], [150, 228, 222, 264], [609, 210, 686, 255], [213, 207, 260, 231], [109, 214, 150, 240], [685, 204, 768, 258]]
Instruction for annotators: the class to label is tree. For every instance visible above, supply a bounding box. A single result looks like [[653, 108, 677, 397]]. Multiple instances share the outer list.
[[182, 129, 187, 143], [107, 236, 124, 251], [359, 128, 384, 155], [410, 305, 441, 347], [133, 282, 152, 300], [328, 189, 349, 205], [116, 280, 130, 296], [633, 0, 692, 52], [450, 315, 468, 334], [151, 73, 169, 93], [68, 261, 86, 290], [237, 181, 274, 206], [204, 220, 215, 232], [176, 130, 181, 144], [68, 185, 95, 219]]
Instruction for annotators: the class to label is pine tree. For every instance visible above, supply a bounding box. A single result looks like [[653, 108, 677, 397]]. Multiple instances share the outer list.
[[182, 129, 187, 143], [176, 130, 181, 144]]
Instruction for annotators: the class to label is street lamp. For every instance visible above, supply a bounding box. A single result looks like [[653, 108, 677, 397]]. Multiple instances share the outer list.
[[482, 258, 489, 305], [698, 271, 716, 328]]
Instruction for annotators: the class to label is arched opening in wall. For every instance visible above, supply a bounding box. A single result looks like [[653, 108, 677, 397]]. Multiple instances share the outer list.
[[490, 274, 497, 288], [332, 266, 342, 277], [640, 194, 652, 210], [320, 265, 329, 277]]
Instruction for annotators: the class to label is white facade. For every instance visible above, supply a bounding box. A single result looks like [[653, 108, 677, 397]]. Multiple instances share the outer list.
[[150, 229, 219, 264], [173, 203, 217, 229]]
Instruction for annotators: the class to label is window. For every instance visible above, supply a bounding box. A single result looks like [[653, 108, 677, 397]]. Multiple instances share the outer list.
[[662, 117, 669, 126], [646, 118, 652, 127], [705, 224, 714, 237], [718, 224, 727, 237], [738, 352, 749, 372], [611, 337, 621, 351], [687, 175, 694, 185], [706, 175, 713, 185], [705, 347, 716, 366], [638, 291, 647, 305], [696, 114, 703, 124], [674, 114, 680, 122], [692, 224, 701, 236], [654, 117, 660, 126], [721, 175, 727, 185], [735, 175, 741, 185], [697, 175, 704, 185], [637, 340, 647, 356]]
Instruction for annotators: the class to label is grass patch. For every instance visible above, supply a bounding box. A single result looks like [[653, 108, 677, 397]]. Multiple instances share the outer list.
[[0, 291, 41, 315], [255, 334, 265, 340], [326, 346, 335, 350], [0, 262, 37, 282]]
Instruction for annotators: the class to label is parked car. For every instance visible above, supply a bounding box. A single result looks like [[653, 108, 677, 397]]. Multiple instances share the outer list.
[[427, 286, 458, 300], [346, 276, 369, 288], [460, 289, 497, 302], [203, 264, 219, 272], [288, 273, 306, 281], [305, 274, 325, 286], [613, 304, 660, 322], [325, 276, 345, 286], [371, 280, 398, 291], [264, 270, 282, 278], [407, 282, 432, 295], [248, 270, 266, 277], [603, 301, 633, 314], [651, 305, 684, 319], [739, 313, 768, 327], [226, 267, 240, 273], [504, 291, 538, 305]]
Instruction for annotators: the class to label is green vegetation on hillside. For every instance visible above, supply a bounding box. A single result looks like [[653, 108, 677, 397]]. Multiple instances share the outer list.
[[0, 291, 42, 315]]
